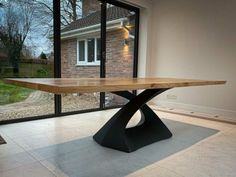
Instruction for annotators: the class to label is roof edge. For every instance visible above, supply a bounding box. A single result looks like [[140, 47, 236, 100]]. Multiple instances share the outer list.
[[61, 18, 127, 39]]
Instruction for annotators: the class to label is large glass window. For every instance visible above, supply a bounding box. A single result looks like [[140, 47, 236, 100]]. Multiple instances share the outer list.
[[105, 3, 138, 107], [0, 0, 54, 122], [0, 0, 139, 123], [61, 1, 101, 113]]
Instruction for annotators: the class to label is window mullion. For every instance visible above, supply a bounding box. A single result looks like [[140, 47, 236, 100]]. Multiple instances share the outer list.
[[85, 39, 88, 63], [95, 38, 97, 62], [77, 40, 79, 63]]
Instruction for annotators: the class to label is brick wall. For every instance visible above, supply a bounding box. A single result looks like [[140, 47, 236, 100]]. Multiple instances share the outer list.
[[106, 29, 134, 78], [61, 29, 134, 79], [61, 39, 100, 78], [82, 0, 100, 17]]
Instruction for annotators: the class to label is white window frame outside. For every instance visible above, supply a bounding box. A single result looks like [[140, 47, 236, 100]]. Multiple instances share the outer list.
[[76, 38, 100, 66]]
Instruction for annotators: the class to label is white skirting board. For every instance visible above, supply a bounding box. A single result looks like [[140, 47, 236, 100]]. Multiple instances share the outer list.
[[150, 101, 236, 124]]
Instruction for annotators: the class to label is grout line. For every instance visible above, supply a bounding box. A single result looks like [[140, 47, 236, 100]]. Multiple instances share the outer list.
[[2, 133, 58, 177], [39, 160, 68, 177], [0, 133, 55, 175]]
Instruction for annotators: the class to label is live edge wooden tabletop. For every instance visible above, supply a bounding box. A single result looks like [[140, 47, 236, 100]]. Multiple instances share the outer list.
[[5, 78, 226, 94]]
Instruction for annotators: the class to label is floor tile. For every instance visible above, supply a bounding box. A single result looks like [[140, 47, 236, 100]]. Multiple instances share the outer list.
[[0, 152, 36, 172], [0, 134, 25, 158], [0, 162, 55, 177], [126, 165, 184, 177], [156, 133, 236, 177]]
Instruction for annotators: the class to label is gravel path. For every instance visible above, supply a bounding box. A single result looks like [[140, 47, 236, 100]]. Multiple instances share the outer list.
[[0, 91, 99, 121]]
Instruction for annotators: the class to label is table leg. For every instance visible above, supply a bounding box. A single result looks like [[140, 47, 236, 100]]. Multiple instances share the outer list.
[[93, 89, 172, 153]]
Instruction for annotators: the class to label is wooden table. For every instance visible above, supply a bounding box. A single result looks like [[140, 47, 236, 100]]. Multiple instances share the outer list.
[[5, 78, 226, 152]]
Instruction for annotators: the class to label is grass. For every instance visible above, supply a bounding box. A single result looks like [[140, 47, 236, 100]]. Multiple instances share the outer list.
[[0, 80, 33, 105], [0, 62, 53, 105]]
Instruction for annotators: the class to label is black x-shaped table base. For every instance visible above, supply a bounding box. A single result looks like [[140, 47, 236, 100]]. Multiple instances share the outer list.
[[93, 89, 172, 153]]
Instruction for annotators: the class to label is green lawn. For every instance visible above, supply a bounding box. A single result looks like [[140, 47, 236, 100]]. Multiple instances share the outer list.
[[0, 80, 33, 105], [0, 62, 53, 105]]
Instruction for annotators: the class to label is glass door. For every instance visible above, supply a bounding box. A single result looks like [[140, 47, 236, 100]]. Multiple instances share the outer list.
[[0, 0, 139, 123], [60, 0, 139, 112], [60, 0, 101, 113], [0, 0, 54, 122], [103, 1, 139, 108]]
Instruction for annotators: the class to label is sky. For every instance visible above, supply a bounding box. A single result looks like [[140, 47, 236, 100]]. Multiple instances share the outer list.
[[0, 0, 84, 57], [0, 0, 54, 57]]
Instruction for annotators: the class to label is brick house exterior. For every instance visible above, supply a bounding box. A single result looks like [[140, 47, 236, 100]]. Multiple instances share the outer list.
[[61, 0, 135, 79]]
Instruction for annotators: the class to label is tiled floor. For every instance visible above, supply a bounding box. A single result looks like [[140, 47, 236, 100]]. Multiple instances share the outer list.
[[0, 109, 235, 177]]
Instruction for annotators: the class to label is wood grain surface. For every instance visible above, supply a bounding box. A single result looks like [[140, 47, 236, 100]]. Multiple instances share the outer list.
[[5, 78, 226, 94]]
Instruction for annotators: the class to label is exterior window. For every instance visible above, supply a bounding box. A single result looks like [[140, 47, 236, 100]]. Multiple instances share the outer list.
[[77, 38, 100, 65]]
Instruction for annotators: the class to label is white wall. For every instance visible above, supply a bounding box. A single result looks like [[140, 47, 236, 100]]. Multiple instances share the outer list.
[[149, 0, 236, 121]]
